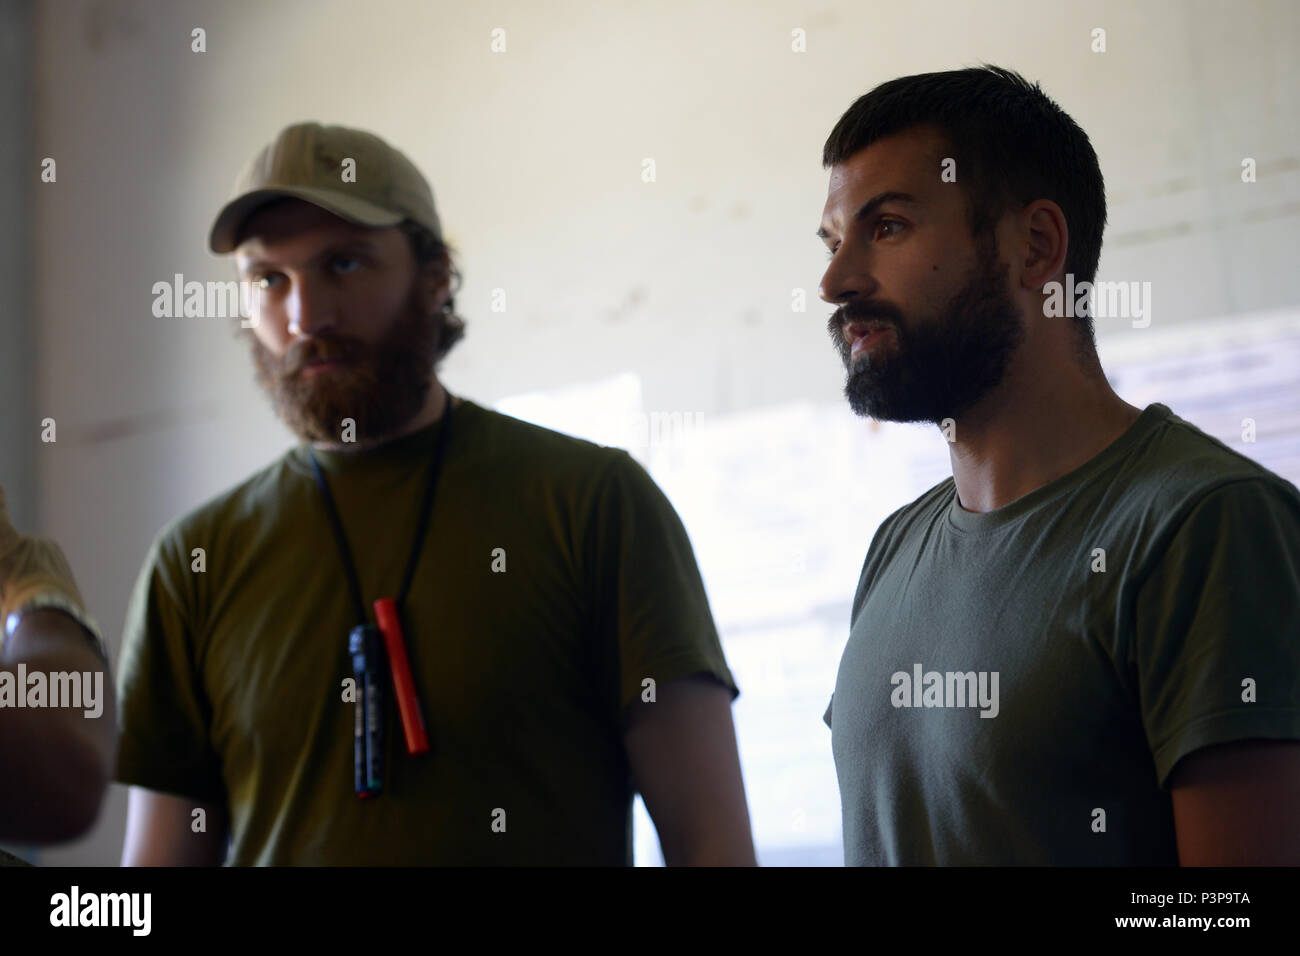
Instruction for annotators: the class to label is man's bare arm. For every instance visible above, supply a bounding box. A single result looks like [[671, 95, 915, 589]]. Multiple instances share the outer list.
[[1169, 739, 1300, 865], [122, 787, 229, 866], [0, 609, 116, 843], [624, 672, 757, 866]]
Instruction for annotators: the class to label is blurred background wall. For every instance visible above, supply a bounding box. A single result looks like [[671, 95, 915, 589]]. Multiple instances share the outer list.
[[2, 0, 1297, 865]]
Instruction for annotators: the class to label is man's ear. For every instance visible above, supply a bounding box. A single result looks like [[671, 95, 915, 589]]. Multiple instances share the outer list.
[[428, 254, 454, 314], [1018, 198, 1069, 292]]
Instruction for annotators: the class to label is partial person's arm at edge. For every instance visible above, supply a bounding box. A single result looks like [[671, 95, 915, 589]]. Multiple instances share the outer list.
[[122, 787, 229, 866], [624, 671, 757, 866], [1169, 739, 1300, 865], [0, 609, 116, 843]]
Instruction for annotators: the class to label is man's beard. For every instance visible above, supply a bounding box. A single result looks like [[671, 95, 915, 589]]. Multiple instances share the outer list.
[[827, 235, 1025, 424], [249, 285, 438, 443]]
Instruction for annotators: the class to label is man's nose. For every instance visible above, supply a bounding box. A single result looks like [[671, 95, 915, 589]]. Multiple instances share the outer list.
[[286, 276, 337, 337], [818, 248, 876, 306]]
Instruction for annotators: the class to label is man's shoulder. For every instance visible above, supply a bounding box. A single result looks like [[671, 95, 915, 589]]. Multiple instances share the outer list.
[[150, 451, 300, 562], [460, 399, 631, 481], [861, 401, 1300, 548], [1120, 402, 1300, 522], [147, 403, 633, 556], [877, 476, 956, 541]]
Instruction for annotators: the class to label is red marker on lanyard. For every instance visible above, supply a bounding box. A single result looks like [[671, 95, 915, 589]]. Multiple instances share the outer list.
[[374, 597, 429, 755], [309, 391, 455, 796]]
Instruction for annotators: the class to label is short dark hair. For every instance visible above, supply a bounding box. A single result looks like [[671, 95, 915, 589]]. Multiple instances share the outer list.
[[823, 65, 1106, 348], [398, 220, 466, 365]]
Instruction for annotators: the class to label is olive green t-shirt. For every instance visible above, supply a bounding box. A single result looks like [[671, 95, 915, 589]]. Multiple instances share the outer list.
[[115, 398, 737, 865], [824, 402, 1300, 865]]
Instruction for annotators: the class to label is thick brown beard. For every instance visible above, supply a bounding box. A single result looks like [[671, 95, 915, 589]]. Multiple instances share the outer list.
[[248, 283, 439, 443], [827, 233, 1024, 424]]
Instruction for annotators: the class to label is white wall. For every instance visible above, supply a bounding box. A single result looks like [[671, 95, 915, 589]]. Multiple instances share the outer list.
[[18, 0, 1300, 864], [1, 0, 35, 527]]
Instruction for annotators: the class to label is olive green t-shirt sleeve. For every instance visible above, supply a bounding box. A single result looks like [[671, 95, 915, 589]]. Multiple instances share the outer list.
[[589, 451, 738, 715], [824, 510, 901, 732], [1134, 478, 1300, 789], [114, 530, 226, 804]]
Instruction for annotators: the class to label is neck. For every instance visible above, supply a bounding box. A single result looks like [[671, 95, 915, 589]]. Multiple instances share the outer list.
[[946, 348, 1142, 514], [310, 378, 457, 454]]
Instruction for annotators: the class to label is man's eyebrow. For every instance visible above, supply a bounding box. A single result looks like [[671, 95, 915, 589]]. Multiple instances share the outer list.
[[817, 190, 920, 240], [236, 237, 383, 275]]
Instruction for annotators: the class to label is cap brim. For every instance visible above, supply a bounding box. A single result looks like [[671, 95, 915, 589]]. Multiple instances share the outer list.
[[208, 186, 405, 254]]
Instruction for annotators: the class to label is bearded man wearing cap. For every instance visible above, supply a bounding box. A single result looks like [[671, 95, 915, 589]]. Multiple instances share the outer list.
[[114, 122, 755, 866]]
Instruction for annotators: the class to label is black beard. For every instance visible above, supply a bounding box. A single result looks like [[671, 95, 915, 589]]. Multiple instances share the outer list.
[[249, 285, 438, 443], [827, 235, 1025, 424]]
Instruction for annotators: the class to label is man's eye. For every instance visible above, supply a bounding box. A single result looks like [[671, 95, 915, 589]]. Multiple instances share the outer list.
[[331, 257, 360, 275], [255, 273, 283, 290], [826, 246, 839, 261], [875, 220, 903, 239]]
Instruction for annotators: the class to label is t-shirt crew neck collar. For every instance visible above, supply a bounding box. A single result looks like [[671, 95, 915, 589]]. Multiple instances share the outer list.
[[946, 402, 1169, 534], [298, 399, 470, 475]]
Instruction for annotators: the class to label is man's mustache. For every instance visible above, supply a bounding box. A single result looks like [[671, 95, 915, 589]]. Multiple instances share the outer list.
[[833, 301, 904, 329], [280, 337, 365, 375], [827, 302, 905, 351]]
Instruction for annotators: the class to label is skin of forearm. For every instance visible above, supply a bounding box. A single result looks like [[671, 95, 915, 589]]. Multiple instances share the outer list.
[[0, 610, 116, 842]]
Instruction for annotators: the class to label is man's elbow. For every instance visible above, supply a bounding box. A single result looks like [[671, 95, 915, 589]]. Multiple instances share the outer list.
[[16, 735, 111, 843], [681, 847, 758, 866], [665, 830, 758, 866]]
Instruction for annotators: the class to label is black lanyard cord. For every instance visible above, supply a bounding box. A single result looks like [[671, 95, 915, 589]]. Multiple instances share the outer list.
[[308, 394, 456, 626]]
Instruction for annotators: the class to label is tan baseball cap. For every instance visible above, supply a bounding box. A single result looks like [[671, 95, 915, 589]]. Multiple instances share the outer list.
[[208, 121, 442, 254]]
